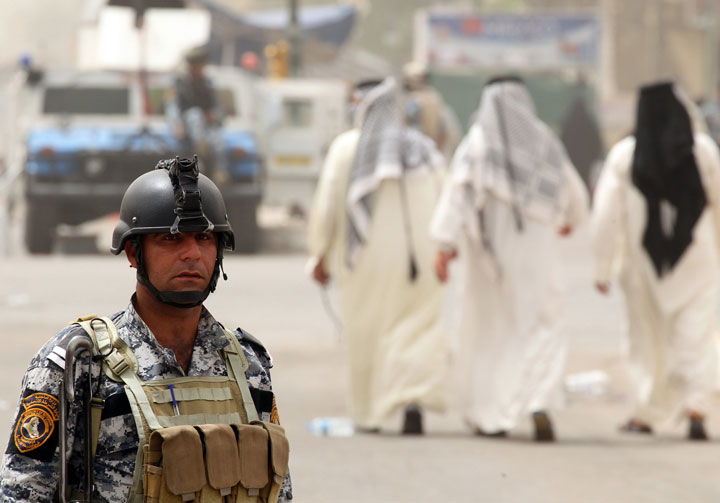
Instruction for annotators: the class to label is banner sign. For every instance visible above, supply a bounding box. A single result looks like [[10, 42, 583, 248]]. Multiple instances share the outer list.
[[419, 11, 600, 70]]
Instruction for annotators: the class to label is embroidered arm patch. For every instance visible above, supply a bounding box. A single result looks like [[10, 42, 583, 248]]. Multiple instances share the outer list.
[[249, 388, 279, 423], [7, 390, 60, 461], [270, 394, 281, 425]]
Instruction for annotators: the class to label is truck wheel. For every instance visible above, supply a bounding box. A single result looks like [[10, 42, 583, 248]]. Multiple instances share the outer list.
[[25, 203, 56, 254], [229, 204, 260, 254]]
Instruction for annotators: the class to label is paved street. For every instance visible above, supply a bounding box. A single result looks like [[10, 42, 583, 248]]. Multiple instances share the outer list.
[[1, 227, 719, 502]]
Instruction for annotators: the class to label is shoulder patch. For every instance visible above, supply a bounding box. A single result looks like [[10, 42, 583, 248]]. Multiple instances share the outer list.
[[56, 324, 91, 349], [236, 328, 273, 368], [236, 328, 265, 350], [270, 394, 281, 425], [8, 390, 60, 460], [45, 324, 92, 370], [249, 388, 274, 422]]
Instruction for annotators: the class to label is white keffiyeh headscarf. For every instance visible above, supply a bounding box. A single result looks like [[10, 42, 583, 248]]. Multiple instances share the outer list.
[[457, 79, 569, 226], [346, 77, 441, 266]]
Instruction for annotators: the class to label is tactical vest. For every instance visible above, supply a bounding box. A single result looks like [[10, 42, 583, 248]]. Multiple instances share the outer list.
[[73, 316, 289, 503]]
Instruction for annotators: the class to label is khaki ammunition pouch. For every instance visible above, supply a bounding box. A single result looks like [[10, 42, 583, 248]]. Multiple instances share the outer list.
[[71, 315, 288, 503], [143, 422, 289, 503]]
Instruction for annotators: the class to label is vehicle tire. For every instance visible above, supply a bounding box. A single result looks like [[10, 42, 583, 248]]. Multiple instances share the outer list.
[[25, 202, 56, 254], [229, 204, 260, 254]]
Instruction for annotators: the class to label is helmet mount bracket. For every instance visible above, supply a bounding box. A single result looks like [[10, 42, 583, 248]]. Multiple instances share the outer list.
[[161, 156, 215, 234]]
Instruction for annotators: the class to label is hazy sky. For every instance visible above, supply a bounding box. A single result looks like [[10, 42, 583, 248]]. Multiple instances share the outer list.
[[0, 0, 84, 72]]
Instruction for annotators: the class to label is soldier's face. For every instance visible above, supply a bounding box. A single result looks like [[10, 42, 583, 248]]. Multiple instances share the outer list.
[[189, 62, 206, 79], [130, 232, 217, 292]]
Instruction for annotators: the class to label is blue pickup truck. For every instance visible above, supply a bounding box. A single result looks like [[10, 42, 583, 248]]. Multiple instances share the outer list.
[[22, 68, 263, 253]]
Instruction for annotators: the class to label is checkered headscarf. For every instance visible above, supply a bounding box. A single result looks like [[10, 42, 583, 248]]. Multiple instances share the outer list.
[[346, 77, 441, 266], [458, 80, 568, 224]]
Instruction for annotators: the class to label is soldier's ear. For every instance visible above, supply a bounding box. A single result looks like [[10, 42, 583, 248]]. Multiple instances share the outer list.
[[125, 240, 138, 269]]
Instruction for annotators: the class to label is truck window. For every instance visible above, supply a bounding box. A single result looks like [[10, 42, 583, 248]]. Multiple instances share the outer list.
[[42, 87, 130, 115], [147, 86, 172, 115], [282, 98, 313, 128], [216, 88, 237, 117], [147, 86, 237, 117]]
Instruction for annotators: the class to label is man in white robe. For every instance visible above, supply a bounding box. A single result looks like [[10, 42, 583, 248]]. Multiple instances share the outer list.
[[307, 78, 447, 434], [430, 76, 589, 441], [592, 81, 720, 439]]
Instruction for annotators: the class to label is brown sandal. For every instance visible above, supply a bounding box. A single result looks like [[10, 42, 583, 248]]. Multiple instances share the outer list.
[[688, 417, 708, 441], [532, 411, 555, 442]]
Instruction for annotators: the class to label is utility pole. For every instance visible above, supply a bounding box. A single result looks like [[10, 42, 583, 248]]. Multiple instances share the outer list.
[[705, 0, 718, 102], [288, 0, 302, 76], [654, 0, 665, 80]]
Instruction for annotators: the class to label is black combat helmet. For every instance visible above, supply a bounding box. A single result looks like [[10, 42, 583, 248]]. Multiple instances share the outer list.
[[111, 156, 234, 308], [185, 45, 210, 65]]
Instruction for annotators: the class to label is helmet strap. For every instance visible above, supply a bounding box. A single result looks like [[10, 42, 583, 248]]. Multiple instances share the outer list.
[[131, 236, 228, 309]]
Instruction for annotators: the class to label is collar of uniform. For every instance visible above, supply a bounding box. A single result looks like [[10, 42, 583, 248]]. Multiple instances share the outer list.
[[196, 308, 231, 353], [122, 298, 229, 355], [122, 298, 151, 341]]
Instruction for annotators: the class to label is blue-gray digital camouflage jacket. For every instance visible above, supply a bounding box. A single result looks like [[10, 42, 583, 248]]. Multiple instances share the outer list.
[[0, 300, 292, 502]]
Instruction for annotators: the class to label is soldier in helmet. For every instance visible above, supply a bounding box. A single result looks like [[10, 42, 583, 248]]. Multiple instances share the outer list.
[[166, 47, 227, 183], [174, 47, 218, 132], [0, 157, 292, 502]]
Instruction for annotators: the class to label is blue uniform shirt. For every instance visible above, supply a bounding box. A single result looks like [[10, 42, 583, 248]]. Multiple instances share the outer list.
[[0, 300, 292, 502]]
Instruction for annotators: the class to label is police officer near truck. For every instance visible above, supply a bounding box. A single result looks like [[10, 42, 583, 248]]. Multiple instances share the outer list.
[[166, 47, 228, 185], [0, 156, 292, 502]]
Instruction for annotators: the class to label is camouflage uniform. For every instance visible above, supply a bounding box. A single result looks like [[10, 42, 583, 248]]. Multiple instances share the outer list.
[[0, 299, 293, 502]]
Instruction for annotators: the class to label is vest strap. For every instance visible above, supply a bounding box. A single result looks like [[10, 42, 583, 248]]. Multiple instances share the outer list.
[[150, 386, 233, 403], [74, 317, 159, 502], [123, 372, 164, 431], [157, 412, 243, 428], [90, 397, 105, 460], [222, 330, 259, 423], [126, 384, 148, 503], [80, 317, 163, 431], [75, 317, 139, 382]]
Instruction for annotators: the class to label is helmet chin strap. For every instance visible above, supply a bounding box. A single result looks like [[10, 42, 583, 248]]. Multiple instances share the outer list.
[[132, 237, 226, 309], [137, 272, 208, 308]]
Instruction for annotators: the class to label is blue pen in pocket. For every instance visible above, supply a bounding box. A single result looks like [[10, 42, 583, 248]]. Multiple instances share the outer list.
[[168, 384, 180, 416]]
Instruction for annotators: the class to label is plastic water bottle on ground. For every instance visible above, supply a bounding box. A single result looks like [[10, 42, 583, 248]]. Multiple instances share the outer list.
[[306, 417, 355, 437], [564, 370, 609, 397]]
